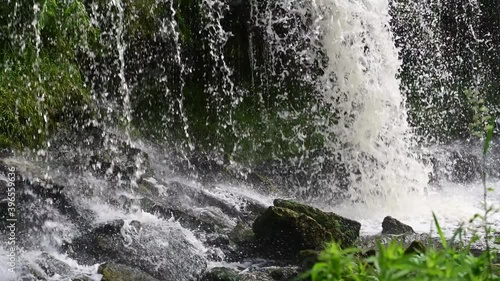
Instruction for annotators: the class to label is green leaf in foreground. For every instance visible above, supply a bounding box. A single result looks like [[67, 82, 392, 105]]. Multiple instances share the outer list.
[[432, 212, 447, 249], [484, 121, 495, 155]]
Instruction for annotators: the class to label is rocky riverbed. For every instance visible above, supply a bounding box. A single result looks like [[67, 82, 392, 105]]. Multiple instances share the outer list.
[[0, 128, 495, 281]]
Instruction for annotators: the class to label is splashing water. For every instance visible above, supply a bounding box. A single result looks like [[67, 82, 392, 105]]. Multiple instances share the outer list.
[[312, 0, 431, 205], [2, 0, 500, 279]]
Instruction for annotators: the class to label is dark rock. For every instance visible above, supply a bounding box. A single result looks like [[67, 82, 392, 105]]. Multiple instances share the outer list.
[[381, 216, 414, 235], [36, 253, 72, 277], [229, 222, 255, 245], [449, 151, 481, 182], [252, 199, 360, 260], [98, 263, 160, 281], [405, 240, 426, 254], [65, 219, 207, 280], [298, 249, 320, 270], [49, 126, 153, 185], [240, 272, 274, 281], [470, 248, 500, 263], [0, 148, 13, 158], [362, 249, 377, 258], [273, 199, 361, 246], [265, 266, 301, 281], [207, 236, 231, 247], [253, 206, 329, 259], [201, 267, 241, 281]]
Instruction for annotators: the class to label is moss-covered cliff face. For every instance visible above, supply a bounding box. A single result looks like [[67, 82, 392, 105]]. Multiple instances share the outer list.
[[0, 0, 96, 149], [80, 0, 330, 164], [3, 0, 496, 159]]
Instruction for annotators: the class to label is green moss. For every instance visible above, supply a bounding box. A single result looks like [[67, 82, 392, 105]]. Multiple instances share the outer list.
[[176, 0, 201, 44], [0, 58, 92, 149], [0, 0, 97, 149], [252, 206, 331, 256], [273, 199, 361, 247], [98, 263, 159, 281]]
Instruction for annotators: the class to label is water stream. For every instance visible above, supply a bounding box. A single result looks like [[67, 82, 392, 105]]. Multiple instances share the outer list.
[[0, 0, 498, 280]]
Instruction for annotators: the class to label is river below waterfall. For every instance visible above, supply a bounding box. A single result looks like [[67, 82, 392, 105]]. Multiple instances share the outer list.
[[1, 133, 499, 280]]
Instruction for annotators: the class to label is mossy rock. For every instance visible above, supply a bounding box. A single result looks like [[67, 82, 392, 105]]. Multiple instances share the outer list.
[[252, 200, 361, 261], [98, 263, 159, 281], [253, 206, 330, 259], [273, 199, 361, 247], [0, 58, 92, 149], [229, 222, 255, 245], [298, 249, 320, 269], [404, 240, 426, 254], [381, 216, 414, 235], [201, 267, 241, 281]]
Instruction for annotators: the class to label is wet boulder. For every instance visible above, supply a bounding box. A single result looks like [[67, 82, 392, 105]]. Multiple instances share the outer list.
[[150, 204, 223, 233], [200, 267, 241, 281], [228, 222, 255, 245], [252, 199, 360, 260], [298, 249, 320, 269], [265, 266, 301, 281], [49, 126, 153, 184], [273, 199, 361, 246], [65, 219, 207, 280], [381, 216, 414, 235], [36, 253, 72, 278], [98, 263, 160, 281], [404, 240, 426, 254]]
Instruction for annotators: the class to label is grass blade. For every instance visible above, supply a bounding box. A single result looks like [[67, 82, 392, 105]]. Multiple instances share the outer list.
[[432, 212, 447, 249]]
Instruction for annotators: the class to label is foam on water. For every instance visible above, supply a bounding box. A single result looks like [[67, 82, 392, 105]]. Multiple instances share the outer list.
[[324, 179, 500, 239], [82, 197, 208, 255], [0, 248, 17, 281]]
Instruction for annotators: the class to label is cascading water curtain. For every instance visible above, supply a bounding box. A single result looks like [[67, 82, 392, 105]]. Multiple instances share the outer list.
[[312, 0, 431, 205], [391, 0, 498, 142]]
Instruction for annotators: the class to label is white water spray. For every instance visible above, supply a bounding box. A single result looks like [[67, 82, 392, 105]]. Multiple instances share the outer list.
[[314, 0, 431, 204], [110, 0, 132, 143]]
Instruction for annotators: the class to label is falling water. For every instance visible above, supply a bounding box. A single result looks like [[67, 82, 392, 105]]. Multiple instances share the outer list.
[[240, 0, 432, 204], [1, 0, 499, 279], [314, 0, 431, 204], [110, 0, 132, 142]]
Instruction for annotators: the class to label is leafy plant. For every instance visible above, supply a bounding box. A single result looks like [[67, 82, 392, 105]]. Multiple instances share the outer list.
[[306, 213, 500, 281]]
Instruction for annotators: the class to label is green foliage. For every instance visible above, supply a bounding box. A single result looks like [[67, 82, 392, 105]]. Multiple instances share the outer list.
[[465, 89, 494, 140], [38, 0, 99, 59], [0, 58, 91, 149], [123, 0, 329, 165], [0, 0, 97, 149], [307, 215, 500, 281], [483, 122, 494, 156]]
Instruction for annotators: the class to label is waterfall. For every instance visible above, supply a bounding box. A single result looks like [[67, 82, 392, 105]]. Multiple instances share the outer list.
[[241, 0, 432, 203], [315, 0, 431, 203], [2, 0, 500, 279]]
